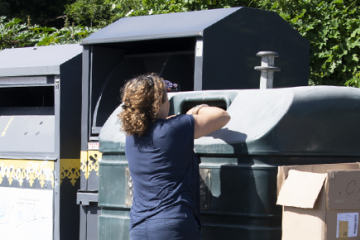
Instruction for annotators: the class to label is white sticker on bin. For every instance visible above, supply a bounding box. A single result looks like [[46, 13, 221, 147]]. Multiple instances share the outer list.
[[196, 41, 203, 57], [88, 142, 99, 150], [336, 213, 358, 238]]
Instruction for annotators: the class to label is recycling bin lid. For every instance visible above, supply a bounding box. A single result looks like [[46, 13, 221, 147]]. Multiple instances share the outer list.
[[0, 44, 82, 77], [99, 86, 360, 157], [82, 7, 245, 45]]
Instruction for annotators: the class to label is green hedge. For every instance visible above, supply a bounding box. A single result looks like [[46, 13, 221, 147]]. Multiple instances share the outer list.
[[258, 0, 360, 87], [2, 0, 360, 87], [0, 16, 98, 50], [64, 0, 360, 87]]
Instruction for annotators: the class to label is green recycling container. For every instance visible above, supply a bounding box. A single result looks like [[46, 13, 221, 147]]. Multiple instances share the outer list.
[[0, 45, 83, 240], [98, 86, 360, 240], [81, 6, 310, 240]]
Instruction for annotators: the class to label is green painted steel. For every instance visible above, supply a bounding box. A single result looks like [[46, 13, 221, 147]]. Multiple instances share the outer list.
[[99, 86, 360, 240], [0, 45, 83, 240], [98, 210, 130, 240]]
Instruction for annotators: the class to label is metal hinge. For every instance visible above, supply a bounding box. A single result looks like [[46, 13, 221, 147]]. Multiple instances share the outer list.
[[76, 191, 98, 206]]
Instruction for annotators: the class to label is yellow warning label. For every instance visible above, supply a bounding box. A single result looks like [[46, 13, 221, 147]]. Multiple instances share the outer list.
[[80, 151, 88, 179], [0, 159, 54, 188], [80, 150, 101, 179], [60, 159, 80, 186], [0, 159, 80, 188], [88, 150, 101, 177]]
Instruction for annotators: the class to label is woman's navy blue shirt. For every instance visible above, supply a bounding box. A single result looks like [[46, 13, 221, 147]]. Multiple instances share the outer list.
[[125, 114, 200, 230]]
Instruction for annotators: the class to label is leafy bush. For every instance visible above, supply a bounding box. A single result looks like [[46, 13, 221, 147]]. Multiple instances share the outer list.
[[64, 0, 113, 27], [0, 16, 98, 50], [0, 0, 74, 28], [3, 0, 360, 87], [64, 0, 360, 87], [258, 0, 360, 87], [65, 0, 255, 27], [0, 17, 34, 49]]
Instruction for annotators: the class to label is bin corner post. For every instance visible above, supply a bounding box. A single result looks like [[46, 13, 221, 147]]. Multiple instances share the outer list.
[[254, 51, 281, 89], [81, 45, 91, 153], [79, 205, 87, 240], [81, 45, 91, 191], [54, 74, 61, 240], [194, 37, 204, 91]]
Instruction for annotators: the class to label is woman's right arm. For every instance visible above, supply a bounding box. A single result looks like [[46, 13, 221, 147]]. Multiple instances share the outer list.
[[187, 105, 231, 139]]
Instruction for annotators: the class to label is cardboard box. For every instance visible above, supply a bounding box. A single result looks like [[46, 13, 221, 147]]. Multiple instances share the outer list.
[[277, 163, 360, 240]]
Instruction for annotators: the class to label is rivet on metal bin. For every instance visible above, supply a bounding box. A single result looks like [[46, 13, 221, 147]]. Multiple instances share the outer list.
[[254, 51, 281, 89]]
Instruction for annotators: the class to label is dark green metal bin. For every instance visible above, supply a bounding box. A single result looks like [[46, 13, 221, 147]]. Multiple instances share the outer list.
[[99, 86, 360, 240], [80, 7, 310, 240], [0, 45, 83, 240]]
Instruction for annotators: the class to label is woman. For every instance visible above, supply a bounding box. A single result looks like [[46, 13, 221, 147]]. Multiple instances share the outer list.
[[119, 73, 230, 240]]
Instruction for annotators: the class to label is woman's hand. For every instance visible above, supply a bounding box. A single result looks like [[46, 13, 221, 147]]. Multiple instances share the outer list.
[[186, 104, 209, 115], [187, 104, 231, 139]]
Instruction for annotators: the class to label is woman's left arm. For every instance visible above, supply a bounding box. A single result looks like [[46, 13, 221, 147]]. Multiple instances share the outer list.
[[186, 105, 230, 139]]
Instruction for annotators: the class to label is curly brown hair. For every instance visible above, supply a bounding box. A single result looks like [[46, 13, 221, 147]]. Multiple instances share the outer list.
[[118, 73, 166, 137]]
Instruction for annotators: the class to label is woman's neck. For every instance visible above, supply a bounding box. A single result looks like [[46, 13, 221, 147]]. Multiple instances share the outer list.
[[156, 112, 167, 119]]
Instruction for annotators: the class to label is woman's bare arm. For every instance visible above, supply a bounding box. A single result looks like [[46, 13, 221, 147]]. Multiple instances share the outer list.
[[187, 105, 231, 139]]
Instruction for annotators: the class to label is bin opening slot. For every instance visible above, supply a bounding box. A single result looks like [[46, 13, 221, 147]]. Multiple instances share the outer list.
[[180, 100, 228, 115], [0, 86, 54, 115], [91, 51, 195, 135]]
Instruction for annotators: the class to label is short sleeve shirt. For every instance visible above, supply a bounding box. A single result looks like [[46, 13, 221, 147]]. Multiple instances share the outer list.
[[125, 114, 200, 230]]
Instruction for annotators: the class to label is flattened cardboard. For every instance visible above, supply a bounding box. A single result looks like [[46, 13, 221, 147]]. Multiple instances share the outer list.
[[277, 170, 327, 209], [282, 187, 327, 240], [277, 163, 360, 196], [327, 170, 360, 210], [278, 163, 360, 240]]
